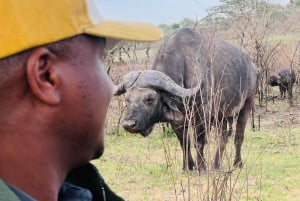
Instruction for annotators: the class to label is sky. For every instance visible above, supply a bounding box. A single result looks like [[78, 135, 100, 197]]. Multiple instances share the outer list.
[[95, 0, 290, 25]]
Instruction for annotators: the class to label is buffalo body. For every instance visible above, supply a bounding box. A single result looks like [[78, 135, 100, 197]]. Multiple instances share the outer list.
[[115, 28, 258, 172], [269, 68, 296, 98]]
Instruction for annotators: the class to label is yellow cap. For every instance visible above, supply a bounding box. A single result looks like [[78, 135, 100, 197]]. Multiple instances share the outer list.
[[0, 0, 163, 59]]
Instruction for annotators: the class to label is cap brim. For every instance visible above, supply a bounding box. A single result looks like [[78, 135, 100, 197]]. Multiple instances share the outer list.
[[84, 20, 163, 49]]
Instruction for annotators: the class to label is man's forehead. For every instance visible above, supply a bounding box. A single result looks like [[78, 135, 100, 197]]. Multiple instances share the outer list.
[[84, 35, 106, 55], [96, 37, 107, 51]]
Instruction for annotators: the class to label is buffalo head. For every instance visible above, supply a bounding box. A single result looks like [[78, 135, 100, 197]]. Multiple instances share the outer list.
[[268, 74, 281, 86], [114, 70, 199, 136]]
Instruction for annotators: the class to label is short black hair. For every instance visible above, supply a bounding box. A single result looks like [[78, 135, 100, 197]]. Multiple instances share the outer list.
[[0, 34, 106, 86]]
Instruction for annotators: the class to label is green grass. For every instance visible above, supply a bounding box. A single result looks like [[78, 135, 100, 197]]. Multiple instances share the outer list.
[[92, 121, 300, 201], [237, 128, 300, 201], [269, 34, 300, 44]]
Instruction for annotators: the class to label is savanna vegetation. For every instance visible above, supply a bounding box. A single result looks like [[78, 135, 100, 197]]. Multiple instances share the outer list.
[[94, 0, 300, 200]]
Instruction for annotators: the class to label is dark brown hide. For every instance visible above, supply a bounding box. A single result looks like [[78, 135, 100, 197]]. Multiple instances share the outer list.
[[115, 28, 258, 172]]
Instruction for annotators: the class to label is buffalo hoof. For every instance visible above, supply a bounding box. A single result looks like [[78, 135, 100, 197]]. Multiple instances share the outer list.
[[182, 160, 195, 172], [214, 159, 222, 170], [196, 163, 207, 174], [234, 159, 243, 168]]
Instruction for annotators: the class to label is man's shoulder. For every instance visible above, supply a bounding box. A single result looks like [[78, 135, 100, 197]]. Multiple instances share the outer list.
[[0, 179, 22, 201], [1, 180, 92, 201]]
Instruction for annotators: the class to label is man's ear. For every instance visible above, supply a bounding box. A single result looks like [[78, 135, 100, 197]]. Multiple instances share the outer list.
[[26, 47, 60, 105]]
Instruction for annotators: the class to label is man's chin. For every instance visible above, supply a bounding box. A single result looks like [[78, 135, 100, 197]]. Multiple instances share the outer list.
[[92, 145, 104, 159]]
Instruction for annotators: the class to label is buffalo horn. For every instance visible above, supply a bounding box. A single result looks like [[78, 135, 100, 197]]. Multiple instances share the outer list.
[[113, 70, 143, 95], [114, 70, 199, 97]]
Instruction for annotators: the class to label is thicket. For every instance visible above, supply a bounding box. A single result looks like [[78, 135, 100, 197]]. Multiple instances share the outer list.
[[103, 1, 300, 200], [108, 0, 300, 110]]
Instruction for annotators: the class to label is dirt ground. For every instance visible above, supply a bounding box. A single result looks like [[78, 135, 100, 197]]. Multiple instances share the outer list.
[[254, 91, 300, 131]]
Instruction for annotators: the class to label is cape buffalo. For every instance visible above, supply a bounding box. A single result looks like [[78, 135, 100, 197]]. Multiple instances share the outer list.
[[114, 28, 258, 172], [269, 68, 296, 98]]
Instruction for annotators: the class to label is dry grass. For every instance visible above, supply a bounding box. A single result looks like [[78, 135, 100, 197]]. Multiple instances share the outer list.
[[95, 75, 300, 200], [94, 114, 300, 201], [97, 39, 300, 200]]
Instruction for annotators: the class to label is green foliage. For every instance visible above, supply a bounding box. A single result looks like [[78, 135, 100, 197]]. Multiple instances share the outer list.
[[160, 123, 176, 138], [270, 34, 300, 44], [291, 0, 300, 5], [205, 0, 285, 27], [95, 124, 300, 201], [180, 18, 195, 27], [158, 18, 195, 36], [171, 23, 180, 29], [97, 96, 300, 200]]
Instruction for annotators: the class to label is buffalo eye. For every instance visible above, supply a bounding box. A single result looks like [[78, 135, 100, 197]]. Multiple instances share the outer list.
[[144, 97, 154, 105]]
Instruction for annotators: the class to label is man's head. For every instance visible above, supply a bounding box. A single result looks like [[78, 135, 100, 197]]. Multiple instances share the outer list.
[[0, 34, 111, 167], [0, 0, 163, 59], [0, 0, 163, 168]]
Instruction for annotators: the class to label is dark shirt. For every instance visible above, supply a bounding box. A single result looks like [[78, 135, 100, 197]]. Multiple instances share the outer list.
[[6, 182, 93, 201], [1, 163, 124, 201]]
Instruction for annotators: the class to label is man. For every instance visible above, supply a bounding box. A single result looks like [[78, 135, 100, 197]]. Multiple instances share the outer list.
[[0, 0, 163, 201]]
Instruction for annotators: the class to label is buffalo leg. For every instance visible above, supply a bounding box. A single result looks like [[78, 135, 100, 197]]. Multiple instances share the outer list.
[[227, 116, 233, 137], [234, 100, 253, 168], [194, 123, 206, 172], [288, 82, 293, 99], [172, 124, 195, 171], [214, 118, 229, 169], [280, 85, 287, 99]]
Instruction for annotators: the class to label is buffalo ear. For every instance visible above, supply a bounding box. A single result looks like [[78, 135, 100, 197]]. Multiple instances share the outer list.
[[163, 97, 184, 122]]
